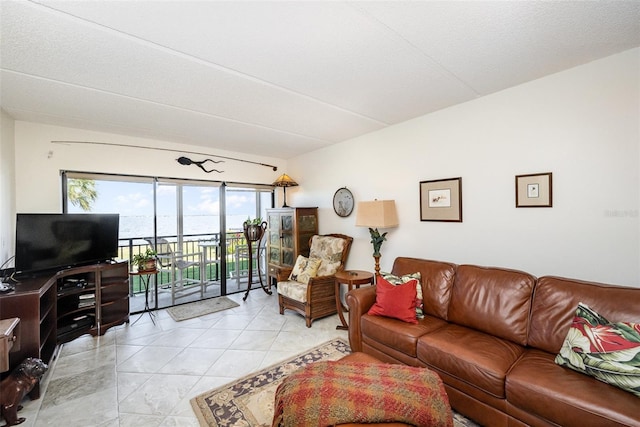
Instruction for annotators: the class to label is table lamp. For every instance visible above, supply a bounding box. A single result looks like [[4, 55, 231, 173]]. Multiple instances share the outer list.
[[355, 200, 399, 276], [272, 174, 298, 207]]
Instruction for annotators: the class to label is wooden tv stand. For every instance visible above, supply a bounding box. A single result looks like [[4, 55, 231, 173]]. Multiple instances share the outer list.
[[0, 261, 129, 382]]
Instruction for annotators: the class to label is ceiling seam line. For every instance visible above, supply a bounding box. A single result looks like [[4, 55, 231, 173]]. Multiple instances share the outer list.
[[25, 0, 391, 127], [348, 2, 482, 97], [7, 105, 335, 154], [1, 69, 337, 144]]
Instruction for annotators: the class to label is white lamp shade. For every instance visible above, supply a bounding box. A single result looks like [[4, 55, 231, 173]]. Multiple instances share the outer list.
[[355, 200, 399, 228]]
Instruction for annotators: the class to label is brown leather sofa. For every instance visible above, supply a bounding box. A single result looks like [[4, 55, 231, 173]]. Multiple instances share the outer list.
[[347, 257, 640, 427]]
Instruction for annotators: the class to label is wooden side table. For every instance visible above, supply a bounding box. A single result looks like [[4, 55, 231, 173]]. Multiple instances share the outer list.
[[334, 270, 374, 330]]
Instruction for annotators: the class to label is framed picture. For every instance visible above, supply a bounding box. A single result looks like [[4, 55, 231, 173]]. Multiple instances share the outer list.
[[420, 177, 462, 222], [515, 172, 552, 207]]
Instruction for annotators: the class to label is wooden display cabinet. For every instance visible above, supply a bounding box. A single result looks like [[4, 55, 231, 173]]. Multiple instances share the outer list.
[[266, 207, 318, 285]]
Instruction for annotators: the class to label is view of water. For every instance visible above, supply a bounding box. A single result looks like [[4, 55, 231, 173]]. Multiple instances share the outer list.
[[119, 214, 251, 241]]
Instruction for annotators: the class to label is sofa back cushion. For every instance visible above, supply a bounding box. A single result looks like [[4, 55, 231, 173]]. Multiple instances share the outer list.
[[528, 276, 640, 354], [448, 265, 536, 346], [391, 257, 456, 320]]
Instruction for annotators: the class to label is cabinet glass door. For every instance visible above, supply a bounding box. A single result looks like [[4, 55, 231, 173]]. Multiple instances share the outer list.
[[267, 212, 281, 265], [280, 212, 295, 267]]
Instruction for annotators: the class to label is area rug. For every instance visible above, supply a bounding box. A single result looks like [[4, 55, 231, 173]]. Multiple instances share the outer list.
[[167, 296, 239, 321], [190, 338, 479, 427]]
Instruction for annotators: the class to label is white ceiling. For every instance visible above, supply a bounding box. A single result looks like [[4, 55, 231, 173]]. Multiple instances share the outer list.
[[2, 1, 639, 159]]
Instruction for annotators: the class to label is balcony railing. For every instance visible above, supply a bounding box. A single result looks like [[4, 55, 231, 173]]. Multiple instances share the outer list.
[[121, 232, 262, 295]]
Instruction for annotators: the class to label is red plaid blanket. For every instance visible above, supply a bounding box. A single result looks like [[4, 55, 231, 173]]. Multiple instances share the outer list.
[[272, 360, 453, 427]]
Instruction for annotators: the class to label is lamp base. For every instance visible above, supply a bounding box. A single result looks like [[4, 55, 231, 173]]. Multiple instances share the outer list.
[[281, 186, 291, 208], [373, 255, 381, 278]]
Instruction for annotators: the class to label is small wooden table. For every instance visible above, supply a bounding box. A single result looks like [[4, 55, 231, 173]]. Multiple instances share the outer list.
[[334, 270, 374, 330]]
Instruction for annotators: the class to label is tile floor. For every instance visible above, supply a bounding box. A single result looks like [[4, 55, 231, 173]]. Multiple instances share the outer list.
[[129, 271, 268, 312], [19, 290, 348, 427]]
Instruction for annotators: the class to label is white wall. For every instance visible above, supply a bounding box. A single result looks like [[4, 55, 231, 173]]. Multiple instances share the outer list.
[[8, 49, 640, 287], [13, 122, 286, 213], [0, 110, 16, 266], [288, 48, 640, 287]]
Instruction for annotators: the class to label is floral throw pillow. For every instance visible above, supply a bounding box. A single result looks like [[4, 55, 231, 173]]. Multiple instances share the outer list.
[[380, 271, 424, 319], [367, 276, 418, 324], [554, 302, 640, 397], [288, 255, 321, 285]]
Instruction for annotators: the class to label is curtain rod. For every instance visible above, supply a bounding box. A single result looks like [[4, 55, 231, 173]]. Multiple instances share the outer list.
[[50, 140, 278, 171]]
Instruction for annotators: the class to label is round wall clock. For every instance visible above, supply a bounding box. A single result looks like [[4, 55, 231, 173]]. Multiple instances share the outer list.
[[333, 187, 354, 217]]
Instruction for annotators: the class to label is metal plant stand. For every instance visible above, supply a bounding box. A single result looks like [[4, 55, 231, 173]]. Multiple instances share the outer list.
[[242, 221, 271, 301]]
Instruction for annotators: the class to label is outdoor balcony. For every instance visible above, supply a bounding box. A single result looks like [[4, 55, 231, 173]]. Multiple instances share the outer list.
[[120, 231, 267, 312]]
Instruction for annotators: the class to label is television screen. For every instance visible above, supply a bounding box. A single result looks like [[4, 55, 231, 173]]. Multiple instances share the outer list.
[[15, 213, 120, 277]]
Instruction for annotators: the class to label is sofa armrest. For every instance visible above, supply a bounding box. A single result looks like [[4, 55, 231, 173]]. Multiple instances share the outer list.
[[346, 286, 377, 352]]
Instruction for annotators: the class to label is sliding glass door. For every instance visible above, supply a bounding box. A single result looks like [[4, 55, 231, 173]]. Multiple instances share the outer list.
[[63, 172, 272, 313], [154, 179, 222, 309], [63, 172, 157, 313], [224, 185, 272, 294]]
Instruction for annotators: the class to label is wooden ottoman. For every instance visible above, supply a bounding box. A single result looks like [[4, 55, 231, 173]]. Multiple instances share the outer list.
[[273, 351, 453, 427]]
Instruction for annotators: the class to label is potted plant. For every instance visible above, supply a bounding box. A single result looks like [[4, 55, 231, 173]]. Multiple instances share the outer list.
[[244, 217, 266, 241], [133, 248, 157, 272]]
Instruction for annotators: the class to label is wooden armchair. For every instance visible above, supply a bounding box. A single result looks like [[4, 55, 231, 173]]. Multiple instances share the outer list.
[[277, 234, 353, 327]]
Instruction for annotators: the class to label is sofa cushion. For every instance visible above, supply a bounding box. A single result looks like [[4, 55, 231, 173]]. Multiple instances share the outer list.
[[380, 271, 424, 318], [288, 255, 321, 284], [390, 257, 456, 320], [447, 264, 535, 346], [416, 324, 525, 398], [507, 349, 640, 427], [554, 302, 640, 397], [361, 314, 447, 358], [528, 276, 640, 354], [380, 271, 423, 300], [368, 276, 418, 324]]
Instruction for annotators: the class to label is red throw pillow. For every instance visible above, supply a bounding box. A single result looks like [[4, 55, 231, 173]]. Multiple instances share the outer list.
[[367, 276, 418, 324]]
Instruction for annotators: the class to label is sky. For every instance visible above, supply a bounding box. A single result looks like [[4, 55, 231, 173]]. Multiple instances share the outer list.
[[68, 180, 261, 216], [67, 179, 269, 237]]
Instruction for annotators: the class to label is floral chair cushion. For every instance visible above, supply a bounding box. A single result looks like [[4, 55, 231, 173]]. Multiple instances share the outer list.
[[278, 256, 322, 303], [277, 280, 309, 303], [309, 235, 347, 276]]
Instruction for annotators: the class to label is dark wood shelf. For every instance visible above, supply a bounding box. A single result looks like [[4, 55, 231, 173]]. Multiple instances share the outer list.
[[57, 286, 96, 298], [0, 261, 130, 380]]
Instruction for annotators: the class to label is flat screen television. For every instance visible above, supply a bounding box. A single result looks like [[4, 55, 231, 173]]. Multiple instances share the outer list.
[[15, 213, 120, 277]]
